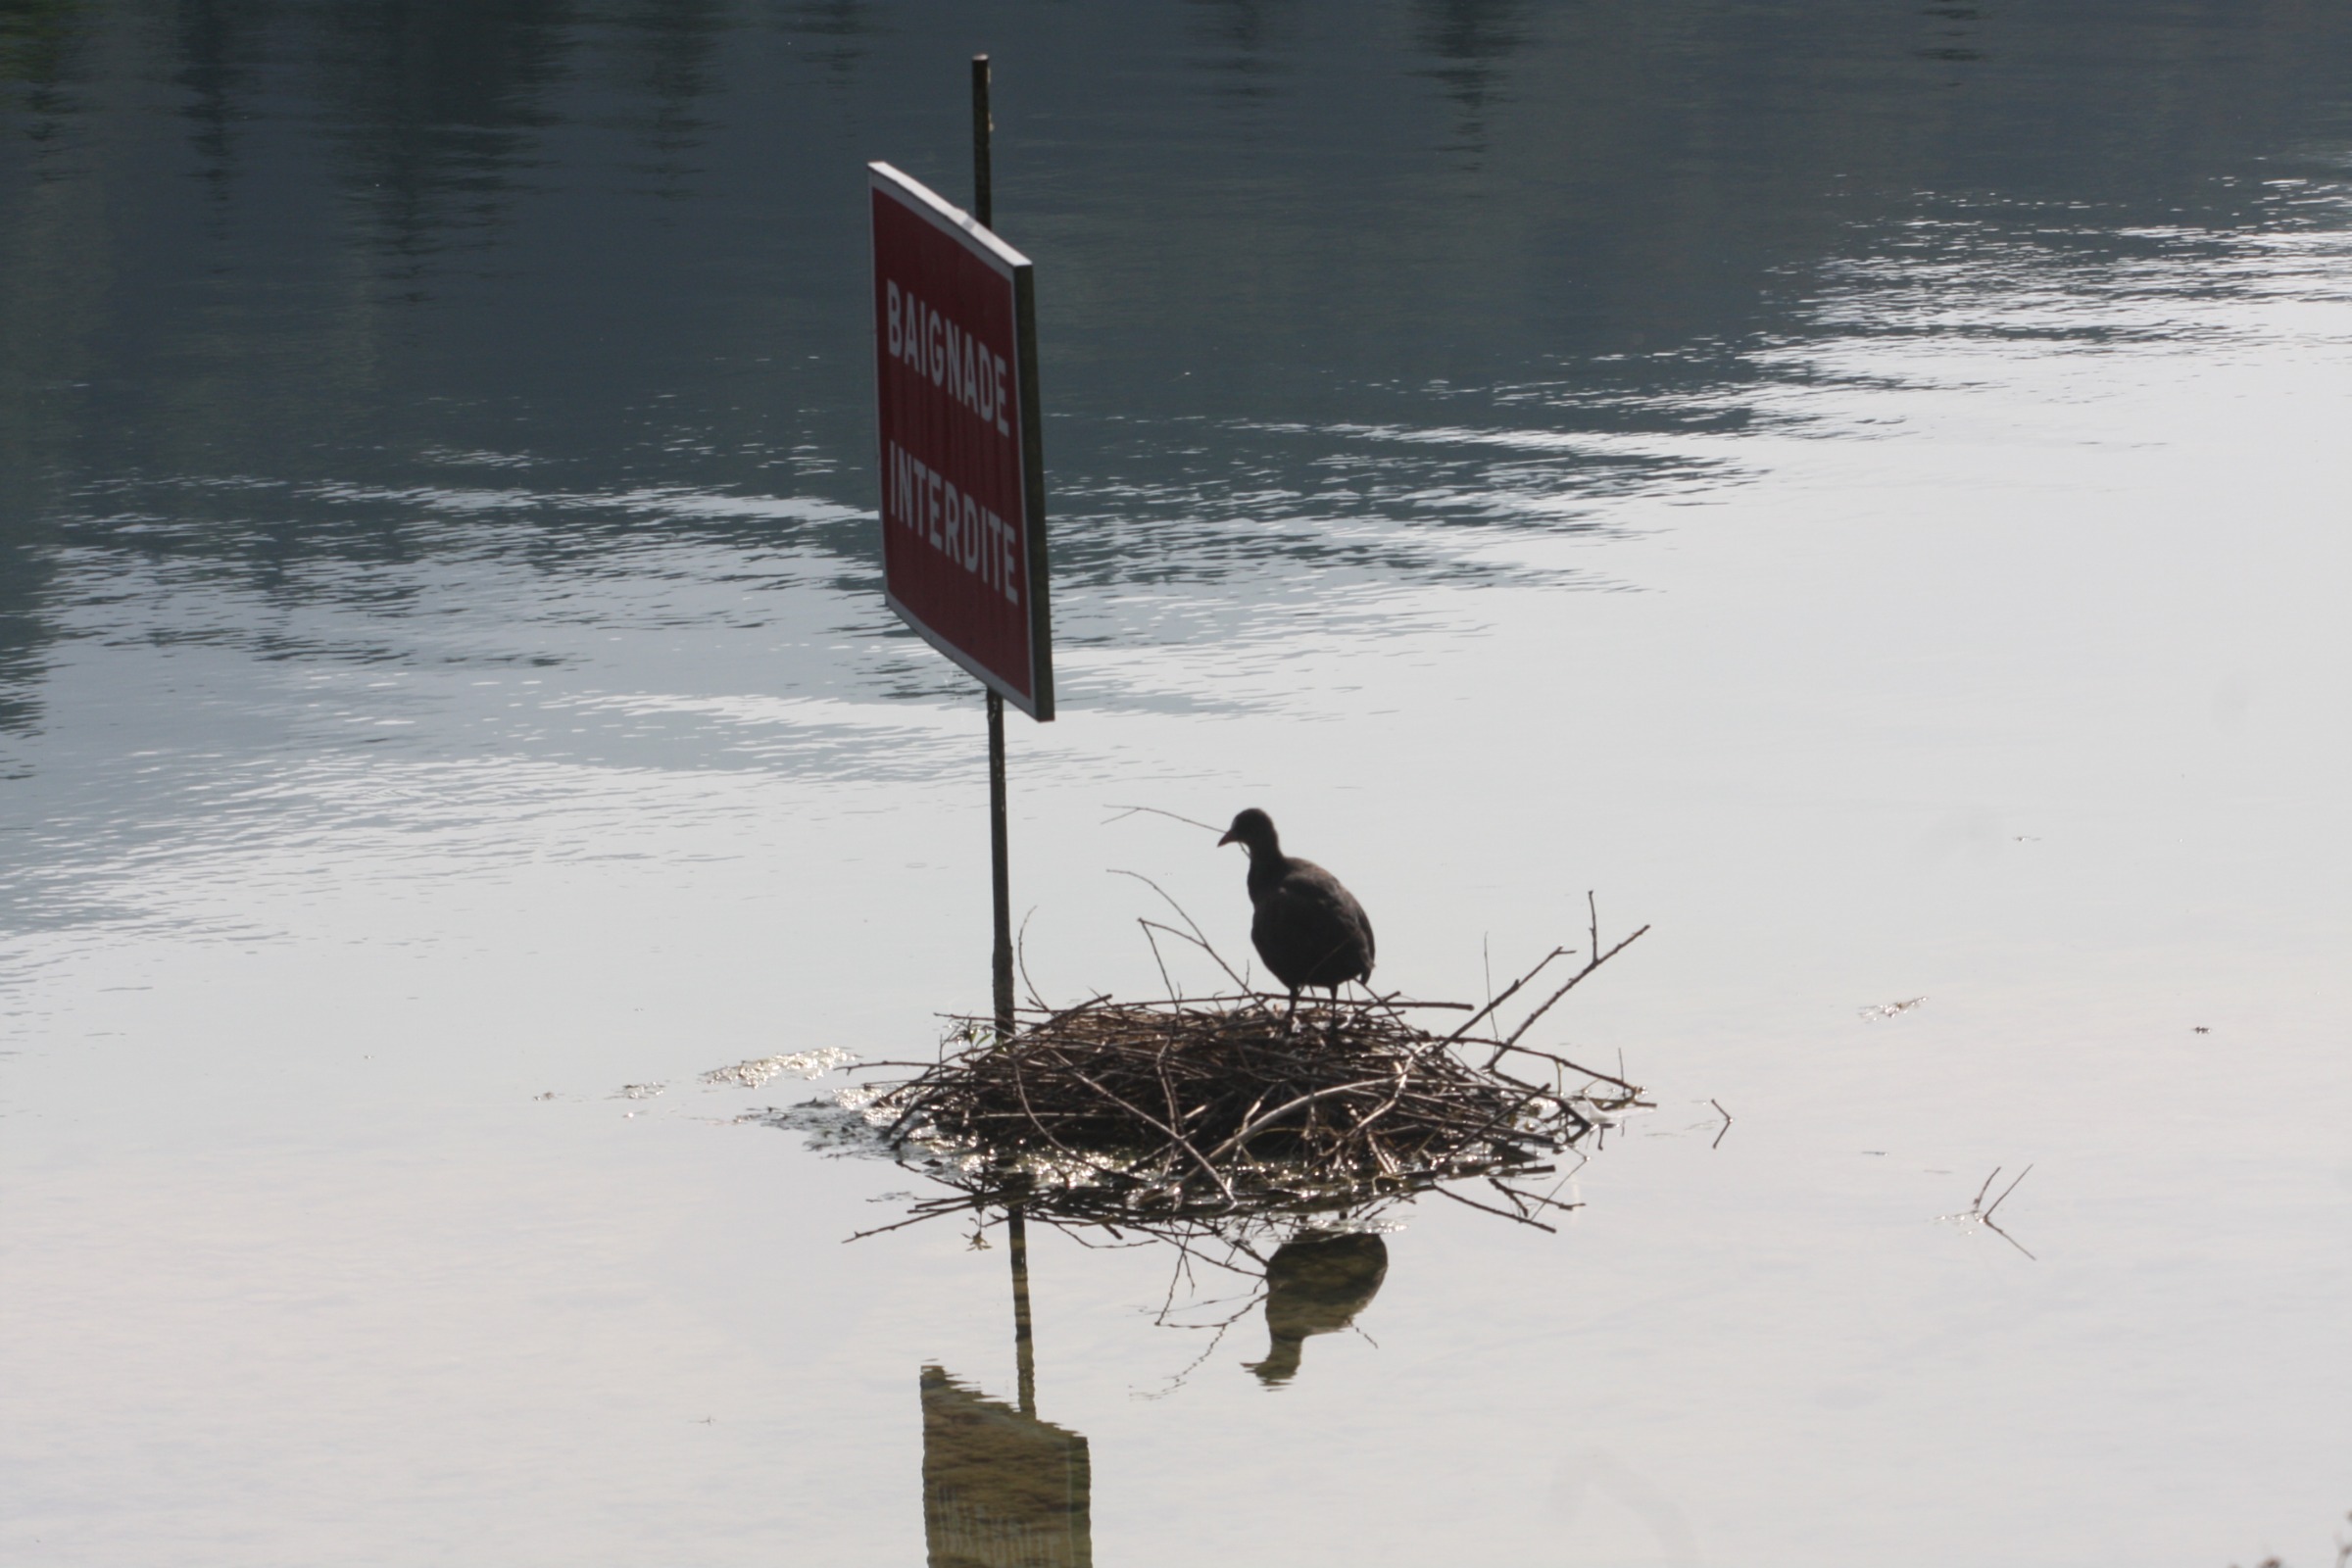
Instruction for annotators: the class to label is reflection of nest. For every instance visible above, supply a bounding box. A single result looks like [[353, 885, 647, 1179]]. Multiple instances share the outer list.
[[855, 917, 1649, 1243]]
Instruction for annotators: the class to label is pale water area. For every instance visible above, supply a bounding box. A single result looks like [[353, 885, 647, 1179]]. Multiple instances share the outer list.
[[3, 3, 2351, 1564]]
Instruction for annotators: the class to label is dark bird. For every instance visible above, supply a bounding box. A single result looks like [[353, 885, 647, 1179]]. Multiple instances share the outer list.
[[1217, 808, 1376, 1020]]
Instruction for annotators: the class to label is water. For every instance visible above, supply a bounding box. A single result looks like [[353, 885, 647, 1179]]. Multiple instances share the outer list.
[[5, 3, 2351, 1563]]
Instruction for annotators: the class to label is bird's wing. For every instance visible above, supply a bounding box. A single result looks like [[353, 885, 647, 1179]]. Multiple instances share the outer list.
[[1270, 861, 1374, 973]]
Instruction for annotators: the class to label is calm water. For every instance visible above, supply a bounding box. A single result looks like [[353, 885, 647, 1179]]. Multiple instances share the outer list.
[[5, 3, 2352, 1563]]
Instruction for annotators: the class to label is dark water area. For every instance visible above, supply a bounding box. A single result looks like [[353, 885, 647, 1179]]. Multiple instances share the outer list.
[[6, 0, 2350, 708], [5, 4, 2352, 1564]]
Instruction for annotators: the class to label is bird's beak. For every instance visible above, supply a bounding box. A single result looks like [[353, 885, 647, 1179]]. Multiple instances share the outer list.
[[1216, 829, 1237, 847]]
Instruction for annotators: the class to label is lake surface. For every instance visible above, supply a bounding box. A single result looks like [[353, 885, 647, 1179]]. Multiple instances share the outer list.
[[5, 2, 2351, 1563]]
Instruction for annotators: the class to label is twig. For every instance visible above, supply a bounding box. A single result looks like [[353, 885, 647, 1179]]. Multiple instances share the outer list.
[[1949, 1164, 2037, 1260], [1139, 919, 1179, 1003], [1202, 1077, 1407, 1161], [1110, 870, 1252, 992], [1434, 1184, 1558, 1233], [1446, 947, 1569, 1041], [1984, 1163, 2033, 1221], [1016, 907, 1047, 1016], [1500, 924, 1651, 1048], [826, 919, 1645, 1250], [1102, 804, 1225, 835], [1020, 993, 1112, 1040], [1489, 1039, 1639, 1096], [1063, 1065, 1239, 1207], [844, 1200, 982, 1243]]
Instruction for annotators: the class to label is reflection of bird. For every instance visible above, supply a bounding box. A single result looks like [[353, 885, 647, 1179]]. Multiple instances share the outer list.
[[1246, 1232, 1390, 1385], [1217, 808, 1375, 1019]]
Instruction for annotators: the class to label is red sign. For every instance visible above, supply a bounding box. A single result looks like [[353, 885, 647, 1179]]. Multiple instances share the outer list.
[[870, 162, 1054, 719]]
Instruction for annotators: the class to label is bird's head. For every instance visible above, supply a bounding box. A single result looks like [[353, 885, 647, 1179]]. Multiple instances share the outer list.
[[1217, 808, 1279, 857]]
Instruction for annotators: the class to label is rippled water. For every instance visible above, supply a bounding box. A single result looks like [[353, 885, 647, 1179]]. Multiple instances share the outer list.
[[5, 3, 2352, 1564]]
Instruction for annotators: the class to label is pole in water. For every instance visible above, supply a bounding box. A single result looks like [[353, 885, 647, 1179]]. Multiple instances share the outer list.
[[974, 53, 1030, 1414], [972, 53, 1013, 1048], [989, 691, 1012, 1040]]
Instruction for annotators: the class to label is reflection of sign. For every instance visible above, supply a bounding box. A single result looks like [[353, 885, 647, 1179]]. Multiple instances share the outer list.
[[920, 1366, 1092, 1568], [870, 162, 1053, 719]]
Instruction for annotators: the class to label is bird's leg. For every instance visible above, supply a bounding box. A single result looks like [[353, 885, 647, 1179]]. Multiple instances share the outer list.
[[1284, 987, 1301, 1038]]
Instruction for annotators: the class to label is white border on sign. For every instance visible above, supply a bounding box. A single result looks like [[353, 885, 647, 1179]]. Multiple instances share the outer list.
[[869, 162, 1033, 280], [883, 591, 1038, 710]]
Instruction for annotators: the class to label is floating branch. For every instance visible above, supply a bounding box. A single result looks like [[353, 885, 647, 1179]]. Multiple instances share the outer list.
[[1943, 1163, 2037, 1259]]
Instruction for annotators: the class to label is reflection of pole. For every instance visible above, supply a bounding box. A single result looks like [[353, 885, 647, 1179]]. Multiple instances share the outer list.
[[1008, 1207, 1037, 1417]]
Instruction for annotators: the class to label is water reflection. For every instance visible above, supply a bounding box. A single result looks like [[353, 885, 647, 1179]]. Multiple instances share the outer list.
[[1410, 0, 1530, 153], [0, 0, 83, 115], [914, 1221, 1390, 1566], [1244, 1230, 1389, 1387], [1184, 0, 1297, 101], [923, 1208, 1092, 1568], [770, 0, 882, 84], [311, 0, 574, 274], [919, 1367, 1093, 1568], [2, 0, 2347, 755], [601, 0, 728, 198], [0, 4, 2344, 846], [172, 0, 266, 207]]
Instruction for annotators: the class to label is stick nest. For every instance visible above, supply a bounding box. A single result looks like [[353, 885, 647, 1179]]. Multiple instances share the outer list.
[[851, 918, 1650, 1242]]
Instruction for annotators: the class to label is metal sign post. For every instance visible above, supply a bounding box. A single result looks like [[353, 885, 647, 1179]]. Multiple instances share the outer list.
[[966, 55, 1037, 1380], [868, 56, 1052, 1067]]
